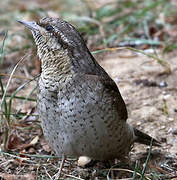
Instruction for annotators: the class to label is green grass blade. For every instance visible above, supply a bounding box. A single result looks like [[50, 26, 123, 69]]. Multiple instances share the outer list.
[[0, 76, 8, 119], [140, 139, 153, 180], [0, 30, 8, 64], [7, 74, 39, 121]]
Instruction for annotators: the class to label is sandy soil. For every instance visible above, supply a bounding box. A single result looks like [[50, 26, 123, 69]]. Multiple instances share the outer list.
[[0, 46, 177, 179], [99, 50, 177, 156]]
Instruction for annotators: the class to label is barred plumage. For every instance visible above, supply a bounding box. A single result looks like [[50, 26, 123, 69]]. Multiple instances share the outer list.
[[18, 17, 160, 161]]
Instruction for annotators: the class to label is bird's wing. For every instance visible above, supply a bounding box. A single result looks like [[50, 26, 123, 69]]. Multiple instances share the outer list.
[[81, 74, 128, 122]]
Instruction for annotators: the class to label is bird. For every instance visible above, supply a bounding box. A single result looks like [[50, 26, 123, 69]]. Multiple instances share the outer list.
[[18, 17, 160, 163]]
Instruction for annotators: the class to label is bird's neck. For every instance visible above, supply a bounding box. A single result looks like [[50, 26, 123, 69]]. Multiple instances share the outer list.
[[67, 46, 108, 76], [38, 48, 72, 77], [38, 45, 107, 78]]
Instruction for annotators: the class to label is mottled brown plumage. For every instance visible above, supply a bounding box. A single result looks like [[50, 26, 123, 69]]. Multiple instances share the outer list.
[[18, 17, 160, 161]]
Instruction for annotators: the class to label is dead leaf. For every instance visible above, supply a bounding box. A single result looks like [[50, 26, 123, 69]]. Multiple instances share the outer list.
[[7, 134, 39, 151], [29, 136, 39, 145], [7, 133, 23, 150]]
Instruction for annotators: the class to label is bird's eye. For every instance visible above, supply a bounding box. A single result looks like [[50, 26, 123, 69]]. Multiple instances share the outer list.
[[45, 25, 53, 31]]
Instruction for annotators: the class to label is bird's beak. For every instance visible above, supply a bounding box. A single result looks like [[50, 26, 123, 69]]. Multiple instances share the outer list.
[[17, 20, 39, 31]]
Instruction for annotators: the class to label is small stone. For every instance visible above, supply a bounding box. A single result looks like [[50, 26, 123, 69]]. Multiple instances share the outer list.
[[78, 156, 92, 167], [172, 129, 177, 135], [159, 81, 167, 87], [161, 137, 167, 143]]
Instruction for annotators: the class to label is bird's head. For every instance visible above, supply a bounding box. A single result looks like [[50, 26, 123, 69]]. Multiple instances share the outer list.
[[18, 17, 84, 58], [18, 17, 106, 76]]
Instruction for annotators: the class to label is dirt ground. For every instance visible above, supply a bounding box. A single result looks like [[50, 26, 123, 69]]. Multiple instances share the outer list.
[[99, 50, 177, 178], [99, 50, 177, 156], [101, 51, 177, 152], [0, 47, 177, 179], [0, 0, 176, 178]]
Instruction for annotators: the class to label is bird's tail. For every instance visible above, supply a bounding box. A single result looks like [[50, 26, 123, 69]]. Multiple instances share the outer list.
[[133, 128, 161, 146]]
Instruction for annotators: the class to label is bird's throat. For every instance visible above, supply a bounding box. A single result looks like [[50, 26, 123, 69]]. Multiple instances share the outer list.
[[39, 48, 72, 77]]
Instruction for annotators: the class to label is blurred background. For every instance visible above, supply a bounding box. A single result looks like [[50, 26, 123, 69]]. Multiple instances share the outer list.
[[1, 0, 177, 53], [0, 0, 177, 179]]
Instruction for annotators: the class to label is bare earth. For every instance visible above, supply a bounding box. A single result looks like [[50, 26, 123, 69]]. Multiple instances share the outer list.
[[99, 50, 177, 157], [0, 48, 177, 179], [100, 51, 177, 160]]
